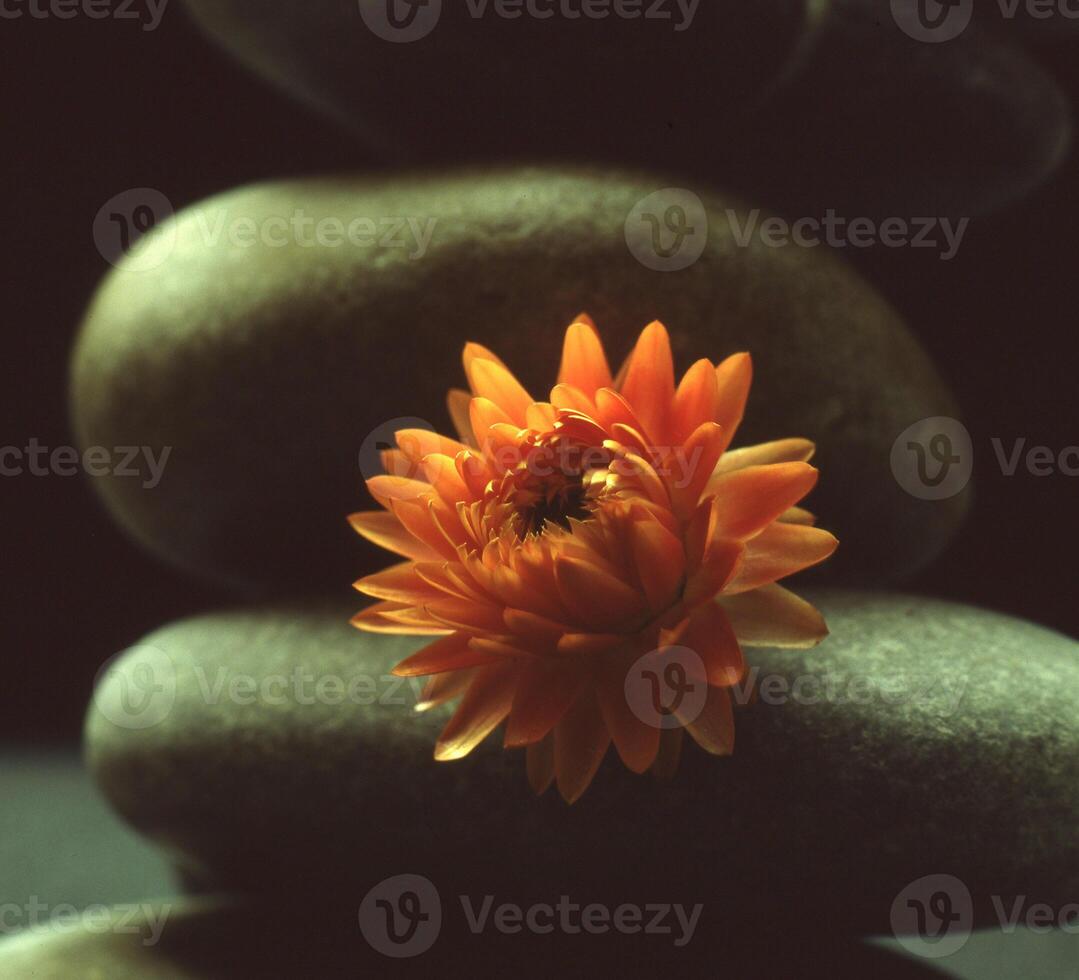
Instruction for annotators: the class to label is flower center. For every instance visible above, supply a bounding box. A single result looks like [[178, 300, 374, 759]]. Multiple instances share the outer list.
[[514, 474, 591, 537], [496, 435, 612, 539]]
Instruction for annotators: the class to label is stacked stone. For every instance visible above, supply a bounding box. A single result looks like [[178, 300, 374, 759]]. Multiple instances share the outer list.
[[6, 2, 1078, 975]]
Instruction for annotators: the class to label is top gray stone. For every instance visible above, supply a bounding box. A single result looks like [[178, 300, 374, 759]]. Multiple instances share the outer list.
[[71, 168, 966, 591]]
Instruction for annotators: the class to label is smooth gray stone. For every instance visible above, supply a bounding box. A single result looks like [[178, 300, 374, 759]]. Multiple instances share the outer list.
[[0, 898, 950, 978], [180, 0, 1070, 218], [85, 592, 1079, 935], [71, 168, 966, 590]]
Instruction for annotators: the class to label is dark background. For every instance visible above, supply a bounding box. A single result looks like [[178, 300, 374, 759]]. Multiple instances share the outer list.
[[3, 7, 1077, 742]]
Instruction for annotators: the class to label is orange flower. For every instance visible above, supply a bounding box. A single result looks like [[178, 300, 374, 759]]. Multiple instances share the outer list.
[[351, 317, 837, 802]]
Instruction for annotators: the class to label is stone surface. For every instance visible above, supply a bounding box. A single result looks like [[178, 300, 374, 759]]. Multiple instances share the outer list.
[[71, 168, 966, 590], [180, 0, 1070, 218], [86, 592, 1079, 935], [0, 899, 950, 978]]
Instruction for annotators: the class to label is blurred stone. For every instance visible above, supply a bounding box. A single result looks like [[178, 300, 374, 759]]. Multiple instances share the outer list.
[[181, 0, 1070, 217], [85, 592, 1079, 935], [181, 0, 806, 163], [738, 0, 1072, 218], [0, 898, 949, 978], [71, 168, 965, 590]]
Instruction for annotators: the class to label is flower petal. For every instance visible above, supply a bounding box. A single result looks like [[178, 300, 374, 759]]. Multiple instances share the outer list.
[[348, 511, 441, 562], [367, 475, 432, 507], [629, 518, 684, 613], [555, 691, 610, 804], [469, 396, 515, 449], [671, 421, 727, 517], [396, 429, 472, 464], [447, 389, 476, 446], [391, 499, 461, 561], [550, 383, 596, 415], [556, 633, 625, 655], [504, 659, 591, 749], [708, 463, 819, 540], [354, 562, 439, 604], [713, 438, 816, 478], [596, 651, 661, 774], [422, 454, 471, 503], [435, 663, 519, 761], [462, 341, 510, 376], [351, 602, 452, 636], [558, 320, 613, 395], [416, 668, 475, 713], [714, 352, 753, 452], [526, 402, 558, 431], [680, 684, 735, 756], [684, 536, 744, 608], [467, 357, 534, 428], [425, 596, 510, 634], [619, 321, 675, 444], [554, 555, 643, 631], [719, 585, 829, 648], [527, 734, 556, 795], [726, 523, 839, 595], [394, 632, 505, 677], [672, 359, 719, 445], [680, 601, 745, 688]]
